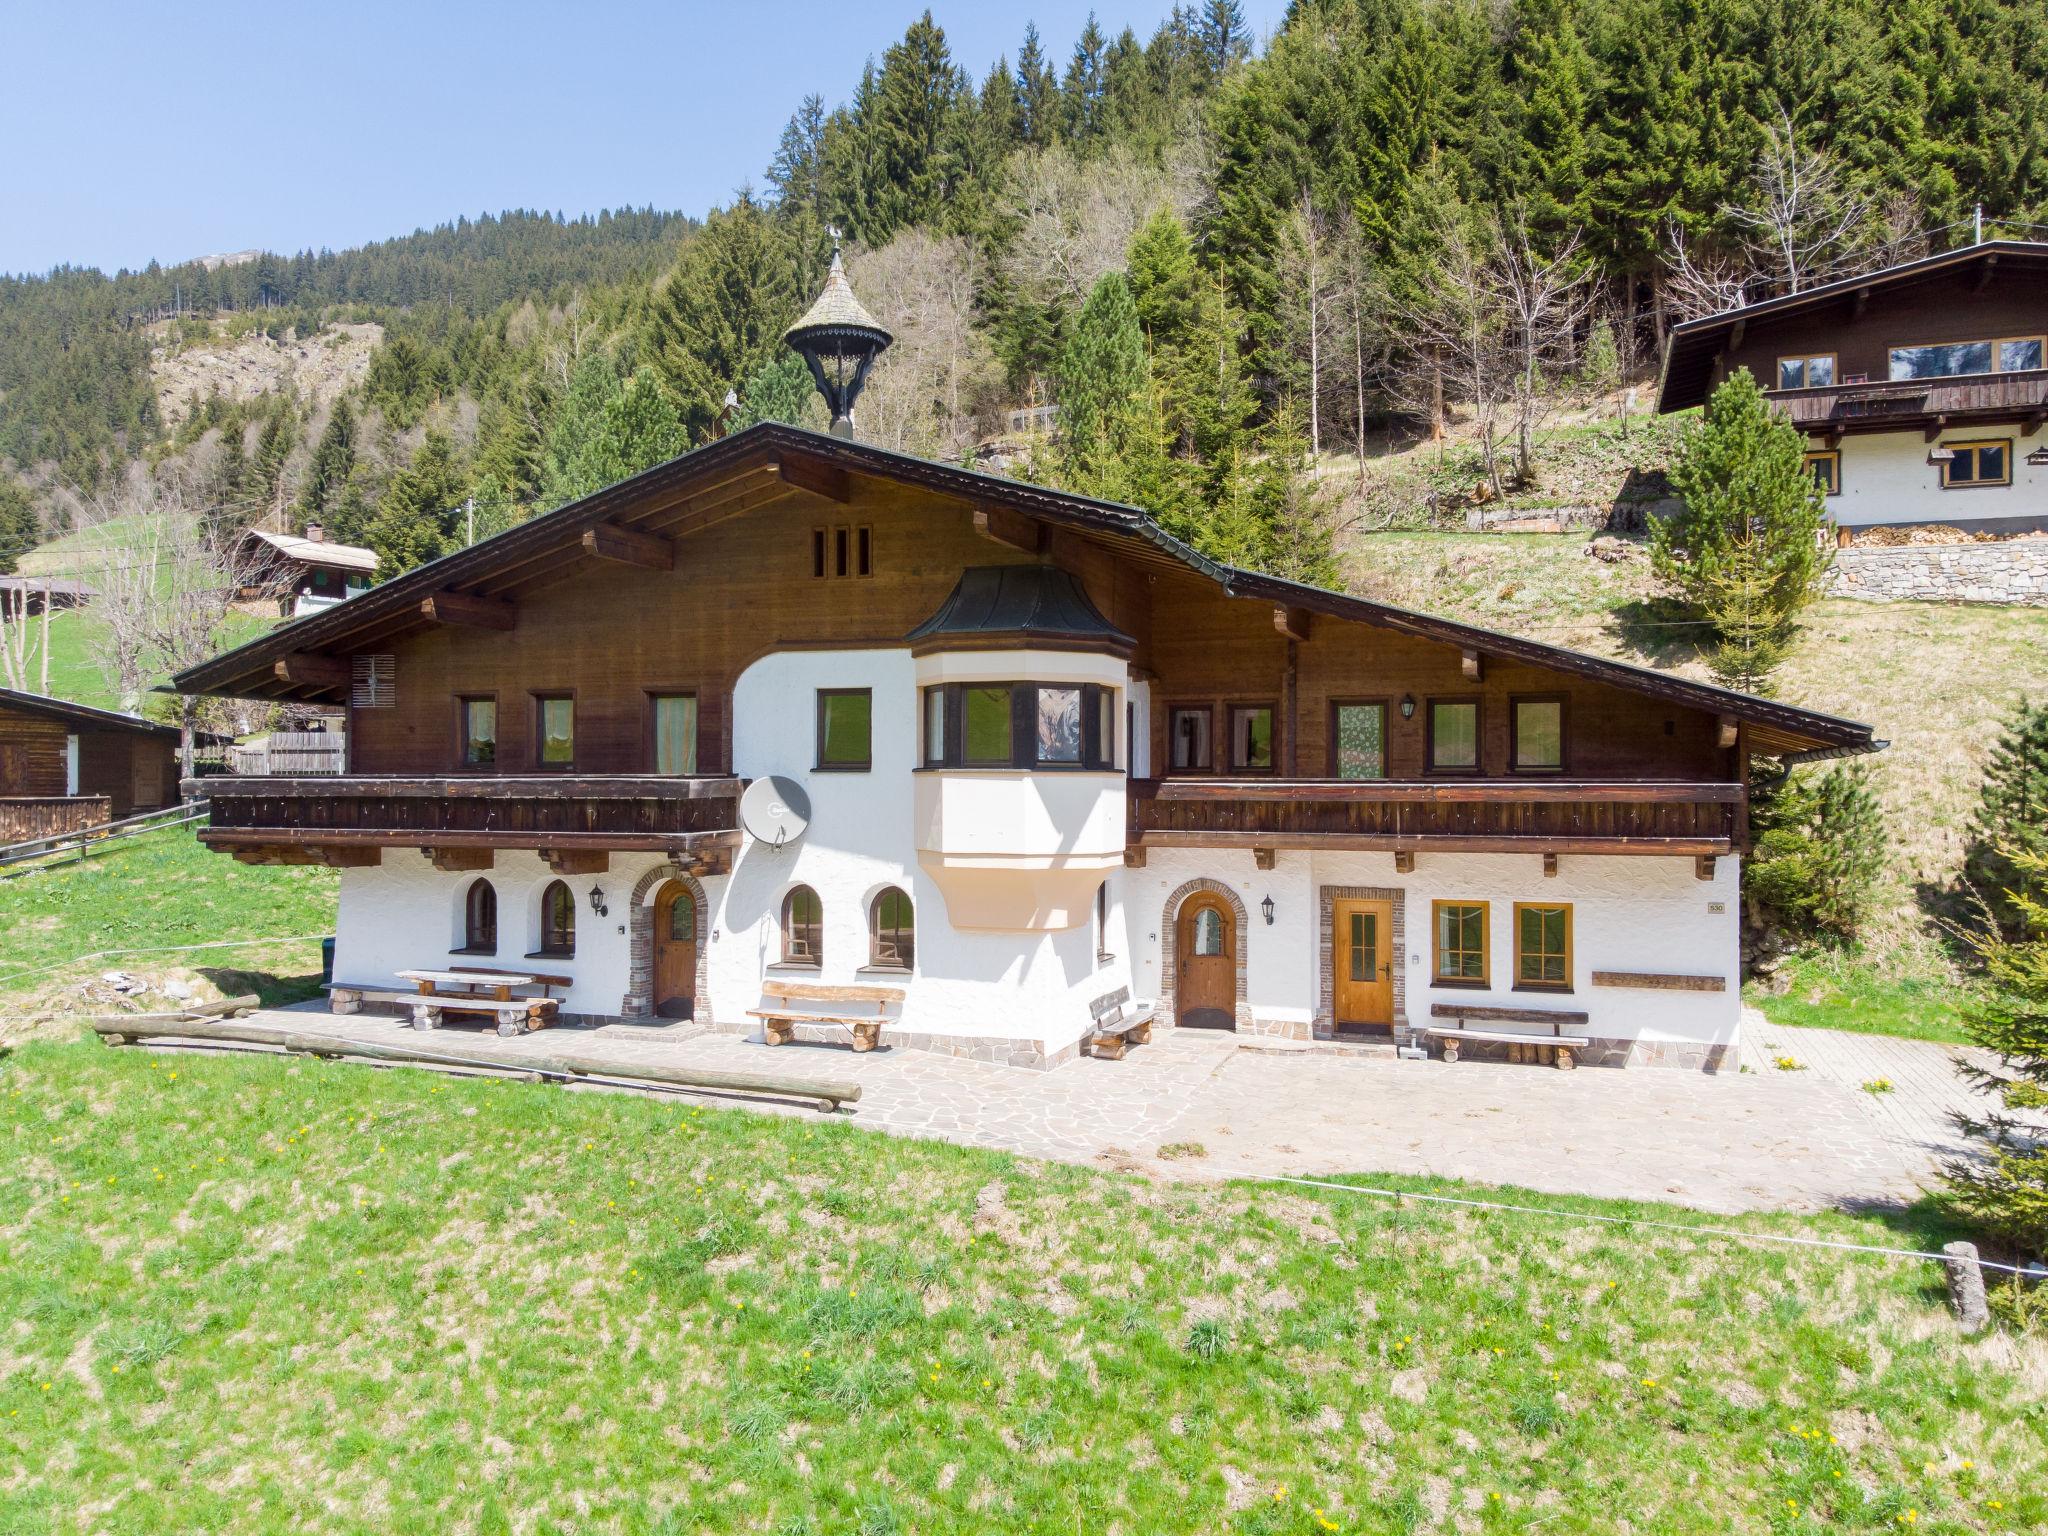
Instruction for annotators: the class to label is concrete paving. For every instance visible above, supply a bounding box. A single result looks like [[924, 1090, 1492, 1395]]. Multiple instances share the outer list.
[[228, 1001, 2015, 1215]]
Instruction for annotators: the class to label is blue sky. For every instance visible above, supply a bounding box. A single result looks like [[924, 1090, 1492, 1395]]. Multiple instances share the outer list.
[[2, 0, 1287, 277]]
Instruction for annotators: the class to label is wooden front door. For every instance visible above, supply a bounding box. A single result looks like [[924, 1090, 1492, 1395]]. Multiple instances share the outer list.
[[1332, 898, 1393, 1031], [1175, 895, 1236, 1030], [653, 881, 696, 1019]]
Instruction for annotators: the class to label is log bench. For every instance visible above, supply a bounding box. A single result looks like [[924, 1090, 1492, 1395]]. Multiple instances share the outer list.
[[748, 979, 905, 1052], [1425, 1002, 1591, 1070], [1086, 986, 1156, 1060]]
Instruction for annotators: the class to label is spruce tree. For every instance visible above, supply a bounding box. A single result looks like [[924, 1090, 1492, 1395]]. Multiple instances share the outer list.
[[1653, 369, 1830, 694], [1056, 272, 1149, 482], [1745, 760, 1887, 943], [298, 400, 357, 523], [0, 480, 39, 574], [644, 198, 803, 441], [542, 351, 623, 509], [733, 351, 824, 430], [1015, 22, 1060, 144], [766, 95, 827, 217], [363, 430, 467, 573], [1963, 700, 2048, 940], [1945, 844, 2048, 1261]]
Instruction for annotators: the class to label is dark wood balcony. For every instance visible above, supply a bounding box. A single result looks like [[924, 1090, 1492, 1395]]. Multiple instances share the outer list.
[[0, 795, 113, 844], [1128, 779, 1745, 858], [192, 774, 742, 866], [1772, 367, 2048, 436]]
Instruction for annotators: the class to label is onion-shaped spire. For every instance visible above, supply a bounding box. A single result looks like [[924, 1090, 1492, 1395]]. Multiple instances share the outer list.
[[783, 231, 893, 438]]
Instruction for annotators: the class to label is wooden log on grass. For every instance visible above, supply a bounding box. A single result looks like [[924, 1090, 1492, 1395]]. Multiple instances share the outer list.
[[92, 994, 262, 1037], [85, 1016, 860, 1109]]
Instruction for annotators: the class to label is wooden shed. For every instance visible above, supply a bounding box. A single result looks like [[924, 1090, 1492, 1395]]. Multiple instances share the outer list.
[[0, 687, 181, 841]]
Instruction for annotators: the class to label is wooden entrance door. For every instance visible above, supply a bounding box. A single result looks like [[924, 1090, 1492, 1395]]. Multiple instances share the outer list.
[[1175, 894, 1236, 1030], [653, 881, 697, 1019], [1332, 897, 1393, 1032]]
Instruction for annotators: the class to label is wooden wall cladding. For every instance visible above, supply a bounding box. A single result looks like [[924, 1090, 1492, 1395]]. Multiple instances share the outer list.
[[340, 475, 1723, 782], [348, 484, 1154, 776], [0, 707, 68, 796]]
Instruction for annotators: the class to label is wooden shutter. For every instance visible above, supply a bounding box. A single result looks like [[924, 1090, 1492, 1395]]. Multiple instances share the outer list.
[[350, 655, 395, 709]]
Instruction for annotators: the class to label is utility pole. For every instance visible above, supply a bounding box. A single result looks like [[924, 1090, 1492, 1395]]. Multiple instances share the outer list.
[[464, 496, 476, 548], [1974, 203, 1984, 244]]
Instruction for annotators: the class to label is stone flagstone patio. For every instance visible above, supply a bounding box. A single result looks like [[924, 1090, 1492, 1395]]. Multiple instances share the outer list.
[[232, 1001, 2005, 1216]]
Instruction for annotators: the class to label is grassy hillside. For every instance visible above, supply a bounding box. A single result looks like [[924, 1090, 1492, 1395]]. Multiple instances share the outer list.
[[3, 1037, 2038, 1533], [0, 823, 334, 1021]]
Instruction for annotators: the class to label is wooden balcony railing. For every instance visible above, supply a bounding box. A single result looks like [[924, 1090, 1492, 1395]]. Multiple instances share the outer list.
[[1771, 367, 2048, 431], [0, 796, 114, 845], [1129, 779, 1744, 855], [194, 775, 742, 853]]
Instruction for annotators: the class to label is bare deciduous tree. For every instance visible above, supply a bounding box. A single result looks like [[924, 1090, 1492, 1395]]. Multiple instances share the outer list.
[[1721, 107, 1878, 296], [847, 231, 1004, 460], [0, 580, 54, 695], [1278, 191, 1346, 464], [90, 486, 283, 774], [1496, 221, 1598, 487]]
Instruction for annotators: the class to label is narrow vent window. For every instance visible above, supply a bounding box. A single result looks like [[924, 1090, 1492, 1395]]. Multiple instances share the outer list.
[[351, 655, 395, 708]]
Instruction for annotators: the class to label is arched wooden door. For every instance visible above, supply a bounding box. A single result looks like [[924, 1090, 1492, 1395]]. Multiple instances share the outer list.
[[1175, 895, 1236, 1030], [653, 881, 697, 1019]]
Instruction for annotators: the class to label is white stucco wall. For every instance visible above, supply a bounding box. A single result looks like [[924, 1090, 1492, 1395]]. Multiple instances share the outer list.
[[1829, 428, 2046, 528], [1123, 846, 1741, 1050]]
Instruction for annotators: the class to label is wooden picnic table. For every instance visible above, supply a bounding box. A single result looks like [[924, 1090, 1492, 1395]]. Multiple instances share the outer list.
[[393, 968, 558, 1036]]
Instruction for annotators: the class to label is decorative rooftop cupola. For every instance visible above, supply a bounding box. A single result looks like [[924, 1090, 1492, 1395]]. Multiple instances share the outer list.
[[904, 565, 1136, 658], [784, 234, 892, 439]]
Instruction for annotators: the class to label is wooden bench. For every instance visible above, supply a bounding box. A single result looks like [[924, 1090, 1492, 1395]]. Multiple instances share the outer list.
[[1425, 1002, 1591, 1070], [747, 979, 905, 1052], [1086, 986, 1156, 1060]]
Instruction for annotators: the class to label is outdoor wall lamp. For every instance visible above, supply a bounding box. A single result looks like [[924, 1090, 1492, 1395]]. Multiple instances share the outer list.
[[1399, 693, 1417, 720], [2028, 446, 2048, 467], [1261, 894, 1275, 926], [1926, 446, 1956, 464], [588, 885, 609, 918]]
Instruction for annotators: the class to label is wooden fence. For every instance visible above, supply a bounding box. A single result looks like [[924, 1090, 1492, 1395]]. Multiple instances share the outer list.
[[0, 796, 113, 843], [228, 732, 345, 776]]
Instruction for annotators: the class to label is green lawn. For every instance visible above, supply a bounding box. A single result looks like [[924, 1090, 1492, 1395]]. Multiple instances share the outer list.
[[1747, 952, 1976, 1046], [2, 1040, 2038, 1533], [0, 822, 335, 1014]]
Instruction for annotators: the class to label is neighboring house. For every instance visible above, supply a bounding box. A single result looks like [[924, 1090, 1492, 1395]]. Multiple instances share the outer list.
[[0, 687, 180, 840], [170, 271, 1876, 1075], [234, 525, 378, 615], [1659, 240, 2048, 538], [0, 577, 97, 616]]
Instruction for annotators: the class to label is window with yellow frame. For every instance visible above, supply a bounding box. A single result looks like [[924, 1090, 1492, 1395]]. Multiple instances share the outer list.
[[1431, 901, 1488, 987], [1940, 440, 2012, 490], [1802, 449, 1840, 496], [1513, 902, 1572, 991]]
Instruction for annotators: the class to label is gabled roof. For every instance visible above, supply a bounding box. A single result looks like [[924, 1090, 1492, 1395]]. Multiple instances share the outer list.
[[170, 422, 1877, 760], [0, 577, 97, 599], [0, 686, 179, 738], [239, 527, 380, 574], [1656, 240, 2048, 414]]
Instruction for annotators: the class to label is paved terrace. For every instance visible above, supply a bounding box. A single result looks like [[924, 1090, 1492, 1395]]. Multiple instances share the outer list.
[[234, 1002, 2003, 1215]]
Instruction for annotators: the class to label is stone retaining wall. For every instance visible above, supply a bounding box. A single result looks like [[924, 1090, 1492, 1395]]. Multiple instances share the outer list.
[[1829, 539, 2048, 606]]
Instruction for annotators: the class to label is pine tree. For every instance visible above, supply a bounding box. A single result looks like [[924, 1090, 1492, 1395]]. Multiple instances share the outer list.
[[298, 400, 357, 523], [863, 13, 970, 243], [1015, 22, 1060, 144], [363, 430, 467, 573], [1063, 15, 1110, 142], [1057, 272, 1149, 481], [1652, 369, 1830, 694], [542, 351, 622, 509], [766, 95, 827, 217], [1963, 700, 2048, 939], [1745, 760, 1888, 943], [733, 351, 824, 430], [1200, 0, 1251, 77], [644, 198, 804, 440]]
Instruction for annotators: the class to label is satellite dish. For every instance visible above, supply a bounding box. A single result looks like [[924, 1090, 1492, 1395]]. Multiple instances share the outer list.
[[740, 775, 811, 849]]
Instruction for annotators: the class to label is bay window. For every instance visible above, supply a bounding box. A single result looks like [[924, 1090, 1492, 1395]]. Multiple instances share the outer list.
[[920, 682, 1117, 770]]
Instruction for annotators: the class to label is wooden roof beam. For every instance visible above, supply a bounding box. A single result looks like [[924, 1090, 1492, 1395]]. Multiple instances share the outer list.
[[582, 521, 674, 571], [540, 849, 609, 875], [974, 504, 1047, 556], [1461, 647, 1483, 681], [1728, 317, 1746, 351], [1849, 285, 1870, 320], [421, 591, 516, 631], [272, 653, 351, 691], [771, 452, 851, 503], [1973, 253, 1999, 293], [1272, 605, 1313, 642], [1923, 414, 1950, 444]]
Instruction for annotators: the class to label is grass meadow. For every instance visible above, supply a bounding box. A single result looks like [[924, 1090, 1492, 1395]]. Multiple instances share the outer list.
[[2, 1037, 2042, 1534]]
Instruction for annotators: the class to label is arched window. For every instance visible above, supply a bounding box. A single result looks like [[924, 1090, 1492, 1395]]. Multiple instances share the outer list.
[[782, 885, 822, 967], [539, 880, 576, 957], [1193, 906, 1225, 957], [463, 879, 497, 953], [869, 887, 914, 970]]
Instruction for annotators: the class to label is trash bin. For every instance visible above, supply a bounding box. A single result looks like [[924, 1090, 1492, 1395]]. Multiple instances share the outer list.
[[320, 937, 336, 984]]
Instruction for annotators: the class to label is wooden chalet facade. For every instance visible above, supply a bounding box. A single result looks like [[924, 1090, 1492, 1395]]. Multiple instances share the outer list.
[[174, 420, 1875, 1071], [0, 688, 180, 842], [1659, 240, 2048, 537], [234, 525, 379, 616]]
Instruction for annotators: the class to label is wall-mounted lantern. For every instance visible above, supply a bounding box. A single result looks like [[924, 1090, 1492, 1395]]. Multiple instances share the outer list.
[[1261, 894, 1275, 926], [2027, 445, 2048, 467], [1927, 446, 1956, 465], [588, 885, 609, 918], [1399, 693, 1417, 720]]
